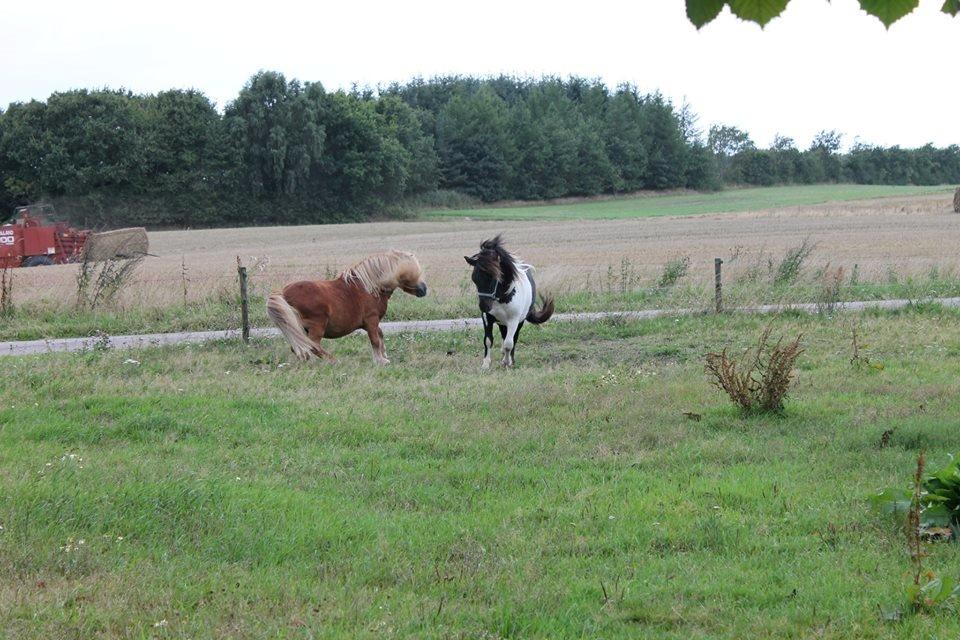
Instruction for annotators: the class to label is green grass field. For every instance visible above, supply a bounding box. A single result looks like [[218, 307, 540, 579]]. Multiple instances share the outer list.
[[2, 308, 959, 638], [424, 184, 951, 221]]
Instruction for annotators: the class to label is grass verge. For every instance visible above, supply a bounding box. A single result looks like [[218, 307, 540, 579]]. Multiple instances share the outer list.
[[1, 308, 959, 637]]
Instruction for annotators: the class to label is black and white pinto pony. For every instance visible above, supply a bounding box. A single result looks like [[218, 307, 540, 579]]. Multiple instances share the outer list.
[[464, 236, 554, 368]]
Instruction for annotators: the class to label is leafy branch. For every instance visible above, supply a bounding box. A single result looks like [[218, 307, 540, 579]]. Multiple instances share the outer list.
[[686, 0, 959, 29]]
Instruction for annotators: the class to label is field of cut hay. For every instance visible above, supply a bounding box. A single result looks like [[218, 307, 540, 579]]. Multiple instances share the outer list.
[[11, 189, 959, 304], [2, 186, 959, 341]]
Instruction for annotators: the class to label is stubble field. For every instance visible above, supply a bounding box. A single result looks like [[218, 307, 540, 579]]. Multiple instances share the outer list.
[[2, 184, 958, 343]]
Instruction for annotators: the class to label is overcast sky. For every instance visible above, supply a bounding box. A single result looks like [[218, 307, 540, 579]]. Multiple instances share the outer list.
[[4, 0, 957, 150]]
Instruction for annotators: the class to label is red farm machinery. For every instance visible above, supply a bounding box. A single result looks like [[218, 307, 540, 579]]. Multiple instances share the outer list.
[[0, 204, 148, 269]]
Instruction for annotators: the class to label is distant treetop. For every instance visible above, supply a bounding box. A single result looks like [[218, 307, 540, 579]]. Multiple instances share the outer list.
[[686, 0, 959, 29]]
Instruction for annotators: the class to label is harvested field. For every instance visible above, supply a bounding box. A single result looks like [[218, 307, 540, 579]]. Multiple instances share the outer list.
[[9, 190, 959, 310]]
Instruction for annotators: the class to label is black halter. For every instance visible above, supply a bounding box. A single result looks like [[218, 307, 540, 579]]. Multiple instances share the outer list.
[[477, 279, 500, 300]]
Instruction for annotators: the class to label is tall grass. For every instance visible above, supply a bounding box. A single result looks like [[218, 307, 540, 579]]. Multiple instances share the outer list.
[[5, 246, 960, 342]]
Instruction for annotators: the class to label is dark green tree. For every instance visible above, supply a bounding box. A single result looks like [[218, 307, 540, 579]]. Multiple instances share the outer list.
[[310, 91, 410, 218], [604, 86, 649, 192], [808, 129, 843, 182], [638, 93, 689, 189], [141, 89, 231, 225], [374, 95, 439, 195], [436, 87, 515, 201], [708, 124, 753, 182], [224, 71, 324, 199]]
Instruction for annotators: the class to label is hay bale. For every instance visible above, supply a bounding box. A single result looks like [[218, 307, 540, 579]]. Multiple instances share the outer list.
[[954, 187, 960, 213], [84, 227, 149, 261]]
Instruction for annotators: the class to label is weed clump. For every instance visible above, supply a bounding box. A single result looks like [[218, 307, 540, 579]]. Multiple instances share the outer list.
[[75, 235, 146, 310], [658, 255, 690, 289], [774, 238, 816, 286], [0, 267, 12, 315], [704, 327, 804, 414], [818, 263, 844, 313], [874, 453, 960, 619]]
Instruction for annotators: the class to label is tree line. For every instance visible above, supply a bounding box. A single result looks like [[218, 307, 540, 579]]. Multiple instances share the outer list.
[[0, 72, 957, 228]]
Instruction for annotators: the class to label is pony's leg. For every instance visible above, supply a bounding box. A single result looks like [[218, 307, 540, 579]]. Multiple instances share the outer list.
[[376, 327, 388, 363], [310, 343, 336, 362], [509, 321, 524, 366], [481, 313, 495, 369], [501, 319, 520, 367], [303, 319, 337, 362], [365, 319, 390, 365]]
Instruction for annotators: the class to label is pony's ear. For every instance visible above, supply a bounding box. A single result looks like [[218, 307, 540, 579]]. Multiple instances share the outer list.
[[464, 255, 477, 266]]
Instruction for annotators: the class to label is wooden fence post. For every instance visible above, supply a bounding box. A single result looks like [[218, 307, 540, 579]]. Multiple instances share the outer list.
[[714, 258, 723, 314], [237, 257, 250, 344]]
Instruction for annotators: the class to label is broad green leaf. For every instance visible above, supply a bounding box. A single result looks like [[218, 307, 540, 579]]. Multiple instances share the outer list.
[[905, 583, 922, 604], [944, 0, 960, 17], [687, 0, 727, 28], [870, 487, 911, 514], [859, 0, 920, 27], [921, 503, 953, 527], [880, 606, 902, 621], [728, 0, 790, 26], [934, 576, 956, 603]]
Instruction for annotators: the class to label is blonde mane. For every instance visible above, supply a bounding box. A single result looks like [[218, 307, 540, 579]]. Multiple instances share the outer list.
[[339, 250, 421, 294]]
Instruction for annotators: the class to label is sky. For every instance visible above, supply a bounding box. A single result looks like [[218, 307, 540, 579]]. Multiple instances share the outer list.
[[3, 0, 958, 150]]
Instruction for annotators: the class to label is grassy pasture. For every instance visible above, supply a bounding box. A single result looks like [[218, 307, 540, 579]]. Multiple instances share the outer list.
[[2, 308, 960, 638], [423, 184, 953, 221]]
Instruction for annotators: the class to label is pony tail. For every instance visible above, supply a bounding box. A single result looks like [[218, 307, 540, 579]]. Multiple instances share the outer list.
[[526, 294, 555, 324], [266, 292, 315, 361]]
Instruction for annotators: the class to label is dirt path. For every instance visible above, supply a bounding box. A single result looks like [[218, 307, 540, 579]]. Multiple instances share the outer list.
[[4, 297, 958, 357]]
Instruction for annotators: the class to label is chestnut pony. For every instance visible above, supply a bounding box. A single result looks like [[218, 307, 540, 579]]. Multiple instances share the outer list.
[[266, 250, 427, 364]]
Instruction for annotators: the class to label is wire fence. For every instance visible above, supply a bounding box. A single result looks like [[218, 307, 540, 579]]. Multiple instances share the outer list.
[[3, 247, 959, 322]]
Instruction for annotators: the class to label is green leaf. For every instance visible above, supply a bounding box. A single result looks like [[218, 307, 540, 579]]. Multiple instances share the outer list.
[[934, 576, 956, 603], [905, 582, 922, 605], [859, 0, 920, 27], [687, 0, 727, 28], [881, 607, 902, 621], [728, 0, 790, 26], [871, 487, 911, 514], [944, 0, 960, 17], [921, 503, 953, 527]]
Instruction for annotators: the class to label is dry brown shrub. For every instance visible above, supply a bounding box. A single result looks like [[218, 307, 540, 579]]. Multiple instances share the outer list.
[[0, 267, 12, 315], [954, 187, 960, 213], [705, 327, 804, 414], [818, 262, 845, 313]]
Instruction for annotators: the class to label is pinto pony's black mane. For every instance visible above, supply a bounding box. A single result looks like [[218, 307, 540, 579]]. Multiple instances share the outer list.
[[474, 235, 519, 286]]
